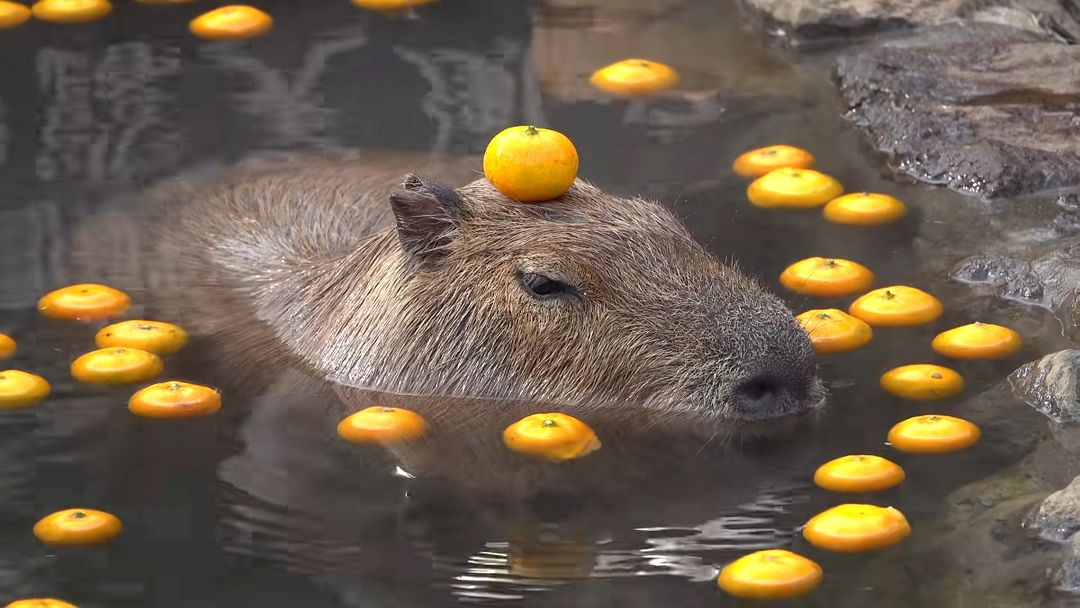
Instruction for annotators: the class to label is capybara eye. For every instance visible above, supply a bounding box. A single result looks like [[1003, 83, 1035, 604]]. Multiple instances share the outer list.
[[517, 271, 578, 302]]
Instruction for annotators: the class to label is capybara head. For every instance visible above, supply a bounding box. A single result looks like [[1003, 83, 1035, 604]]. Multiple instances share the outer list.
[[339, 174, 821, 423]]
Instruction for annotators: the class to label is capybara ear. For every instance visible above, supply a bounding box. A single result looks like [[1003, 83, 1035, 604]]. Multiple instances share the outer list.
[[389, 174, 464, 260]]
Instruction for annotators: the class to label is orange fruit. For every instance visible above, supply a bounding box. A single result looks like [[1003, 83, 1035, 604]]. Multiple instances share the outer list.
[[747, 168, 843, 209], [38, 283, 130, 322], [337, 406, 427, 444], [5, 600, 78, 608], [31, 0, 111, 23], [0, 1, 32, 28], [780, 257, 874, 297], [0, 333, 15, 359], [483, 125, 578, 202], [189, 5, 272, 40], [717, 549, 822, 600], [931, 322, 1022, 360], [848, 285, 942, 327], [732, 145, 815, 178], [880, 364, 964, 401], [503, 413, 600, 462], [796, 309, 872, 354], [351, 0, 437, 11], [129, 381, 221, 419], [0, 370, 51, 409], [887, 415, 981, 454], [33, 508, 122, 546], [95, 320, 188, 355], [70, 347, 163, 385], [813, 455, 905, 493], [589, 58, 679, 97], [823, 192, 907, 226], [803, 504, 910, 552]]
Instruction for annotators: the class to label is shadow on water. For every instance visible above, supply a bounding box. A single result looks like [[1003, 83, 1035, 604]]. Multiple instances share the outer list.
[[0, 0, 1074, 606]]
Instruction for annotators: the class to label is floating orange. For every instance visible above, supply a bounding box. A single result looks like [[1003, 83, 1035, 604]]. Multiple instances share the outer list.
[[483, 125, 578, 202], [503, 413, 600, 462], [813, 455, 905, 493], [717, 549, 822, 600], [0, 333, 14, 359], [887, 415, 981, 454], [823, 192, 907, 226], [931, 322, 1022, 360], [0, 1, 32, 28], [95, 320, 189, 355], [70, 347, 163, 385], [38, 283, 130, 322], [796, 309, 872, 354], [0, 370, 51, 409], [732, 145, 815, 178], [337, 406, 428, 444], [5, 600, 78, 608], [746, 168, 843, 209], [780, 257, 874, 297], [848, 285, 942, 327], [803, 504, 910, 552], [31, 0, 112, 23], [33, 508, 122, 546], [129, 381, 221, 419], [589, 58, 679, 97], [880, 364, 964, 401], [189, 5, 272, 40]]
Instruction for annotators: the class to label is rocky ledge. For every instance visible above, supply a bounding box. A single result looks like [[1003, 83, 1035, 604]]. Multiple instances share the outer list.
[[738, 0, 1080, 48], [834, 22, 1080, 201]]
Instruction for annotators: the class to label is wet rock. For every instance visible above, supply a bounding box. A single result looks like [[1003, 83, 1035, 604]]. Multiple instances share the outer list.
[[738, 0, 1080, 48], [834, 22, 1080, 200], [1033, 475, 1080, 542], [1011, 350, 1080, 424], [952, 242, 1080, 338], [1064, 533, 1080, 591]]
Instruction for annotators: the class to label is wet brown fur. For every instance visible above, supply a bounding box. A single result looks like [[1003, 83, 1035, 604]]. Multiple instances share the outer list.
[[73, 151, 820, 421]]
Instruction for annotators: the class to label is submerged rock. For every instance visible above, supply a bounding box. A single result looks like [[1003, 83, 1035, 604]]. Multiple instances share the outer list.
[[1011, 350, 1080, 424], [834, 22, 1080, 200]]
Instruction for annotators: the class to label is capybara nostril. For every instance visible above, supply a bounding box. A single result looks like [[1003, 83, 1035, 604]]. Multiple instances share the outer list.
[[733, 369, 815, 421]]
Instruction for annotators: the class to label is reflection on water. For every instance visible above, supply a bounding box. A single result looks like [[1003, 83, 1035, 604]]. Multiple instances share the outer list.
[[0, 0, 1071, 606], [210, 379, 815, 606]]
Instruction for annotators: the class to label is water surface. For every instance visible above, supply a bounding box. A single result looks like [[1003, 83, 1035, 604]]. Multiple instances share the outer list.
[[0, 1, 1071, 606]]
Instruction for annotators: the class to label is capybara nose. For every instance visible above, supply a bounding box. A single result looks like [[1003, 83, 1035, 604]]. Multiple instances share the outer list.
[[732, 370, 815, 420]]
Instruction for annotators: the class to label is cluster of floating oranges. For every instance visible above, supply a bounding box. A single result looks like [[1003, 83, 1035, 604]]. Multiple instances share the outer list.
[[3, 0, 685, 102], [2, 283, 222, 418], [337, 406, 602, 463], [1, 283, 229, 606], [0, 1, 449, 38], [714, 145, 1023, 600]]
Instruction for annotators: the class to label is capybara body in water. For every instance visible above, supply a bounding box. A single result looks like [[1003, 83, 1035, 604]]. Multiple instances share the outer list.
[[74, 151, 821, 422]]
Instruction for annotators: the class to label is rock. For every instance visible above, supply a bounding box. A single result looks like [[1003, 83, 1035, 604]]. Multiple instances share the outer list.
[[834, 22, 1080, 200], [1011, 350, 1080, 424], [737, 0, 1080, 48], [1065, 533, 1080, 591], [952, 241, 1080, 338], [1033, 475, 1080, 542]]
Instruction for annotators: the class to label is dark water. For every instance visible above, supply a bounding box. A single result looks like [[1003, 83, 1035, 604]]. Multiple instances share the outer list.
[[0, 1, 1074, 606]]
